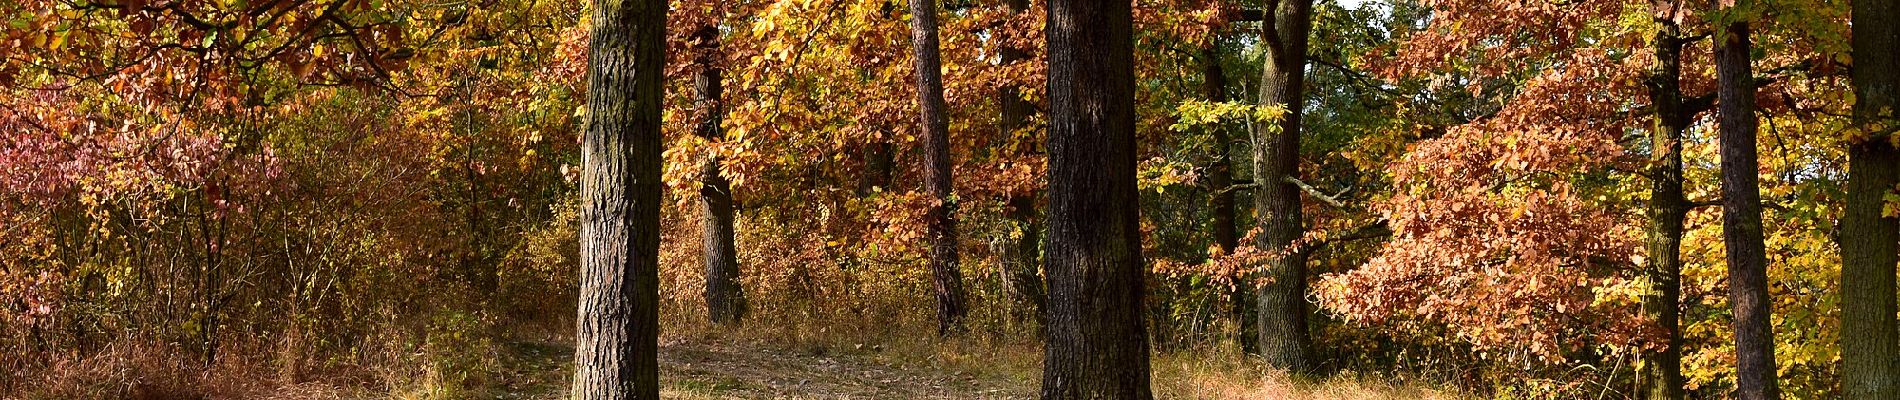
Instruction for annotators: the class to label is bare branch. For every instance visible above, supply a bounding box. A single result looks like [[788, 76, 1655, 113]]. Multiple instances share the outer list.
[[1286, 177, 1350, 208]]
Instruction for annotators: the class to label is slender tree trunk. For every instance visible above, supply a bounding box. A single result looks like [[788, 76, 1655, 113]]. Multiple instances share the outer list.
[[997, 0, 1045, 328], [1201, 45, 1255, 355], [1253, 0, 1314, 372], [1002, 194, 1046, 322], [1637, 11, 1687, 400], [1040, 0, 1152, 395], [693, 25, 747, 324], [572, 0, 665, 396], [908, 0, 968, 335], [1843, 0, 1900, 396], [1713, 18, 1779, 400], [859, 138, 895, 195], [1202, 47, 1236, 265]]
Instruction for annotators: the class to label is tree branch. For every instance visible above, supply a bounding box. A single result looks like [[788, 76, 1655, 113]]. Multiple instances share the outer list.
[[1286, 177, 1350, 208], [1213, 181, 1260, 195]]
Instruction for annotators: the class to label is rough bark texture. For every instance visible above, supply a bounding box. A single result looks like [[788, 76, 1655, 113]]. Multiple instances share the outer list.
[[693, 25, 747, 325], [1253, 0, 1314, 373], [1637, 12, 1686, 400], [1202, 45, 1254, 355], [571, 0, 665, 395], [1843, 0, 1900, 396], [997, 0, 1045, 327], [1713, 20, 1779, 400], [908, 0, 968, 335], [1039, 0, 1152, 395]]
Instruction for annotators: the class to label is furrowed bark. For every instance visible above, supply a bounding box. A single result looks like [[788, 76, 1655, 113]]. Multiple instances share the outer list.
[[1253, 0, 1314, 373], [571, 0, 666, 396], [1040, 0, 1152, 394], [1843, 0, 1900, 396]]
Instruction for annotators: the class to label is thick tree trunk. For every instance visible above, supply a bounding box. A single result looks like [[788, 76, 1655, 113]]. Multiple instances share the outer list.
[[571, 0, 665, 396], [1040, 0, 1152, 395], [1713, 19, 1779, 400], [1843, 0, 1900, 396], [1201, 45, 1255, 355], [1253, 0, 1314, 373], [997, 0, 1045, 327], [1637, 13, 1687, 400], [908, 0, 968, 335], [693, 25, 747, 325]]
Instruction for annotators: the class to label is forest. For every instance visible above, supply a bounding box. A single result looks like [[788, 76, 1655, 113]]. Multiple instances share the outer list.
[[0, 0, 1896, 398]]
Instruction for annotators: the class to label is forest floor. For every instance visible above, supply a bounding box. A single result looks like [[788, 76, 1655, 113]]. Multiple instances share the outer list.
[[481, 338, 1034, 399], [467, 335, 1469, 400]]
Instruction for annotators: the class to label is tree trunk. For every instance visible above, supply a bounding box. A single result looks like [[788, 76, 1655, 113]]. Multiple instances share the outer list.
[[572, 0, 665, 396], [693, 24, 747, 325], [1253, 0, 1314, 373], [997, 0, 1045, 328], [908, 0, 968, 335], [1637, 12, 1687, 400], [1842, 0, 1900, 396], [1202, 45, 1254, 355], [1713, 19, 1779, 400], [1002, 194, 1046, 323], [859, 138, 895, 195], [1040, 0, 1152, 395]]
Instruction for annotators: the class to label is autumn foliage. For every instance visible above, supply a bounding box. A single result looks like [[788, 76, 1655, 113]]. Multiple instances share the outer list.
[[0, 0, 1886, 397]]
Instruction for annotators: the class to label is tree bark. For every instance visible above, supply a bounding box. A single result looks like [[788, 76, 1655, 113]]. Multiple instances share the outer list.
[[1253, 0, 1314, 373], [1040, 0, 1152, 395], [571, 0, 665, 396], [693, 24, 747, 325], [1713, 19, 1779, 400], [997, 0, 1045, 328], [1843, 0, 1900, 396], [908, 0, 968, 335], [1637, 11, 1687, 400]]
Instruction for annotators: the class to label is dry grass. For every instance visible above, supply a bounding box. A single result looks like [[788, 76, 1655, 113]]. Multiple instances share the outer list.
[[660, 314, 1469, 400], [9, 310, 1469, 399], [5, 339, 375, 400]]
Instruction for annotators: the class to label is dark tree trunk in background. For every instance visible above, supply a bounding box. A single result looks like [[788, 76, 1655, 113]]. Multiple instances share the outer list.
[[1202, 48, 1237, 268], [860, 138, 896, 195], [1713, 19, 1779, 400], [1040, 0, 1152, 395], [1843, 0, 1900, 396], [908, 0, 968, 335], [1002, 194, 1045, 323], [572, 0, 665, 396], [693, 25, 747, 325], [1202, 45, 1254, 355], [1253, 0, 1314, 373], [1637, 11, 1687, 400], [997, 0, 1046, 328]]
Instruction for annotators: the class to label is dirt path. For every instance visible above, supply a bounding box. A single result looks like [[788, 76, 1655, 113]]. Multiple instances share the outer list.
[[487, 340, 1032, 399]]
